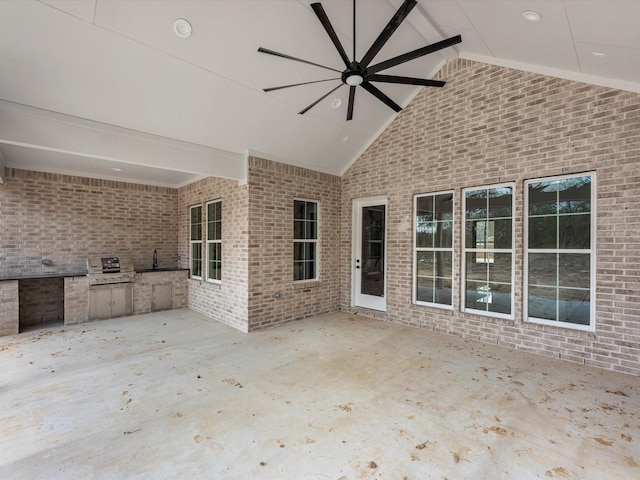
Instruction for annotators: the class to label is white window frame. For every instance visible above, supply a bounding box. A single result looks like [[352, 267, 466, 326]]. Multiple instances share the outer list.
[[189, 204, 203, 280], [413, 190, 454, 310], [206, 199, 222, 284], [524, 172, 596, 332], [461, 182, 516, 320], [293, 198, 319, 283]]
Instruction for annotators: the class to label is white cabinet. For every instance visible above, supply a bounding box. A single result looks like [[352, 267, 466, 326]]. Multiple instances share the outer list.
[[89, 285, 133, 320]]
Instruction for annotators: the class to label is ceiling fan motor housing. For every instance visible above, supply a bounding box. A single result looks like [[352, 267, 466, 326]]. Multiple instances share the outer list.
[[343, 62, 366, 85]]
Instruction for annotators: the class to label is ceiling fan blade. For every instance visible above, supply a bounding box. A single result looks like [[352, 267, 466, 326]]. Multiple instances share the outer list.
[[347, 85, 356, 121], [258, 47, 342, 73], [367, 74, 446, 87], [367, 35, 462, 75], [299, 83, 344, 115], [264, 78, 341, 92], [361, 82, 402, 112], [310, 3, 351, 68], [360, 0, 417, 68]]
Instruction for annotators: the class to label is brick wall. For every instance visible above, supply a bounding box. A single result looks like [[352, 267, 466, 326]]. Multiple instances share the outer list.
[[0, 280, 18, 335], [246, 157, 341, 331], [133, 270, 188, 314], [341, 59, 640, 375], [63, 276, 89, 326], [178, 176, 250, 332], [0, 169, 178, 276]]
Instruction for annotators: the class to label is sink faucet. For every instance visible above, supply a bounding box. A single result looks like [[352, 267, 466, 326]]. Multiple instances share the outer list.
[[153, 249, 158, 270]]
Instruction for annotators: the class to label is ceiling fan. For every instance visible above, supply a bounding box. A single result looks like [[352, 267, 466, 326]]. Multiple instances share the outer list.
[[258, 0, 461, 121]]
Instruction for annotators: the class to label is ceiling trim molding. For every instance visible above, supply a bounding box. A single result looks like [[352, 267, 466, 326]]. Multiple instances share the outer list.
[[460, 53, 640, 95], [0, 99, 248, 182]]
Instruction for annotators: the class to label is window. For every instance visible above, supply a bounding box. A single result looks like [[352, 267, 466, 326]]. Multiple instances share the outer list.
[[462, 183, 515, 318], [293, 199, 318, 282], [414, 191, 454, 308], [189, 205, 202, 278], [206, 200, 222, 283], [525, 173, 595, 330]]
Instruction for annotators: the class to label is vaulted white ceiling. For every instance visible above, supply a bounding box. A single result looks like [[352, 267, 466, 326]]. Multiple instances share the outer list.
[[0, 0, 638, 187]]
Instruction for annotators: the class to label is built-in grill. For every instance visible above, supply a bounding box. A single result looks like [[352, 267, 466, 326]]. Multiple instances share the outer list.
[[86, 256, 135, 286]]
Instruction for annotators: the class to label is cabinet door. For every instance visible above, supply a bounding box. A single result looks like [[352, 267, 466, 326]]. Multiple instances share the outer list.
[[89, 289, 112, 320], [152, 283, 172, 312], [111, 286, 134, 318]]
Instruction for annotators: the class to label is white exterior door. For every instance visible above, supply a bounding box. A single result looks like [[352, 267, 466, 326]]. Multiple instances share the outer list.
[[352, 196, 387, 311]]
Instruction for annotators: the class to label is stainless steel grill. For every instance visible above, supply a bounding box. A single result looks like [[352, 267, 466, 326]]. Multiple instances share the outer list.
[[86, 256, 135, 286]]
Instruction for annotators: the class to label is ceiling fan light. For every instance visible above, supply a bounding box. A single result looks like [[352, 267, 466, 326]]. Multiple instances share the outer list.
[[345, 74, 364, 86]]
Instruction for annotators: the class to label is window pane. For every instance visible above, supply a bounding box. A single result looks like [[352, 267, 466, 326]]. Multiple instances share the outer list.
[[488, 187, 512, 218], [487, 283, 511, 314], [528, 181, 557, 216], [294, 220, 305, 239], [559, 214, 590, 249], [466, 220, 487, 247], [465, 281, 488, 310], [558, 253, 590, 289], [558, 176, 591, 214], [306, 201, 317, 221], [493, 219, 512, 248], [293, 262, 304, 281], [435, 193, 453, 221], [293, 242, 304, 262], [190, 206, 202, 224], [191, 224, 201, 241], [529, 253, 557, 287], [465, 252, 488, 281], [304, 260, 315, 280], [465, 190, 487, 219], [294, 200, 305, 220], [191, 243, 202, 277], [558, 288, 590, 325], [529, 216, 557, 249], [215, 222, 222, 241], [416, 196, 434, 222], [305, 220, 317, 239], [434, 221, 452, 248], [416, 276, 435, 303], [434, 277, 453, 306], [416, 222, 434, 248], [305, 242, 316, 262], [489, 253, 512, 284], [528, 286, 557, 320], [438, 251, 453, 278], [417, 251, 435, 277]]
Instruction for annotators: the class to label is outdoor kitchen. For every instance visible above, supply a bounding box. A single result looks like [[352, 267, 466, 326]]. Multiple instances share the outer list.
[[0, 253, 188, 335]]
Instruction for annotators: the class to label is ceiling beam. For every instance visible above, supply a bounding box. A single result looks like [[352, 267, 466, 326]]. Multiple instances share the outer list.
[[0, 100, 248, 183]]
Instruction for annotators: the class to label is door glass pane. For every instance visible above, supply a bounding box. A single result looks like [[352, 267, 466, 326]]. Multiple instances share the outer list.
[[361, 205, 385, 297]]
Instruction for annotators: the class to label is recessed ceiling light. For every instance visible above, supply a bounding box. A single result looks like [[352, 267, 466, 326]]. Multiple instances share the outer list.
[[111, 167, 123, 172], [522, 10, 542, 22], [592, 51, 606, 57], [331, 98, 342, 109], [173, 18, 192, 39]]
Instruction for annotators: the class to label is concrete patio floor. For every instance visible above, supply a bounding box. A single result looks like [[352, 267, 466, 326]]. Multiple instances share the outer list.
[[1, 309, 639, 480]]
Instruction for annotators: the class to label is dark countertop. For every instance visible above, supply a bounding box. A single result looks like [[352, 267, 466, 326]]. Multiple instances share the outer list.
[[135, 268, 190, 274], [0, 268, 189, 282], [0, 271, 88, 281]]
